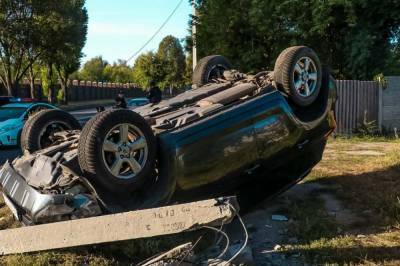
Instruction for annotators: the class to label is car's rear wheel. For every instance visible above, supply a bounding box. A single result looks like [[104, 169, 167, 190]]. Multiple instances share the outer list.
[[274, 46, 322, 107], [193, 55, 232, 87], [78, 109, 157, 194], [21, 109, 81, 153]]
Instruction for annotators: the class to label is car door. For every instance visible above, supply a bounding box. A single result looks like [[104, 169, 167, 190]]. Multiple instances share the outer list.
[[252, 92, 304, 167], [165, 98, 262, 190]]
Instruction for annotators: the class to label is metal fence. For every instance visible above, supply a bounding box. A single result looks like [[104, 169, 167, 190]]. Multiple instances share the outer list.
[[335, 80, 381, 135]]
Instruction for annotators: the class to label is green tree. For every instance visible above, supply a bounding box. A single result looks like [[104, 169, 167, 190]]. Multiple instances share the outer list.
[[103, 60, 134, 83], [80, 56, 109, 82], [156, 35, 186, 89], [191, 0, 400, 80], [0, 0, 87, 99], [132, 52, 163, 89], [0, 0, 39, 96], [38, 0, 87, 103], [53, 0, 88, 104], [184, 53, 193, 84]]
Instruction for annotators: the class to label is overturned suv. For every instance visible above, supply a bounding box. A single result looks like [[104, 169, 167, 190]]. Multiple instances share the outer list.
[[0, 46, 337, 225]]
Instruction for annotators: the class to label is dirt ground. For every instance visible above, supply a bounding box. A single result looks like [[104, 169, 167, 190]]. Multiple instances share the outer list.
[[224, 138, 400, 265], [1, 138, 400, 265]]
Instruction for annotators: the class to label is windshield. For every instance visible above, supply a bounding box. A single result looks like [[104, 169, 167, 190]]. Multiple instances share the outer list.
[[129, 99, 148, 106], [0, 107, 26, 122]]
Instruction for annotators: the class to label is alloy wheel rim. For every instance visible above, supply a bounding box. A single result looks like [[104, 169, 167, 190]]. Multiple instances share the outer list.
[[101, 123, 148, 180], [292, 57, 318, 98]]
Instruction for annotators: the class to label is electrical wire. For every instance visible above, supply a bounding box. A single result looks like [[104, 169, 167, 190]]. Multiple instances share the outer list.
[[215, 222, 225, 246], [224, 203, 249, 265], [126, 0, 185, 63], [177, 236, 203, 266], [202, 225, 230, 260]]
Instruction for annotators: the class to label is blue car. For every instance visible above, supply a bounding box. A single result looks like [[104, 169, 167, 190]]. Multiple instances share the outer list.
[[127, 97, 150, 108], [0, 102, 55, 146]]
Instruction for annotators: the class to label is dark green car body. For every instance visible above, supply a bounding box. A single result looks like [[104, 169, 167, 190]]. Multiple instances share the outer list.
[[154, 71, 337, 203]]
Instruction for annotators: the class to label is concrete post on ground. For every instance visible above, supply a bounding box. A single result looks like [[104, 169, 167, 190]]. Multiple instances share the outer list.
[[0, 197, 238, 255]]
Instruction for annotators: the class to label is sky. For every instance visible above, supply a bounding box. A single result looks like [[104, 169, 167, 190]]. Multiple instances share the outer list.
[[82, 0, 192, 65]]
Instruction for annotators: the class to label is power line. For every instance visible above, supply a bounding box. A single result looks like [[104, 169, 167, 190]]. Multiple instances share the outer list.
[[126, 0, 185, 63]]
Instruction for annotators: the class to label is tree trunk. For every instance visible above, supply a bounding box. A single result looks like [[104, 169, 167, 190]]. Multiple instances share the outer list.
[[56, 67, 69, 105], [4, 72, 13, 96], [64, 80, 69, 105], [28, 66, 36, 99], [59, 80, 69, 105], [5, 82, 12, 96], [12, 82, 19, 97], [47, 63, 55, 104]]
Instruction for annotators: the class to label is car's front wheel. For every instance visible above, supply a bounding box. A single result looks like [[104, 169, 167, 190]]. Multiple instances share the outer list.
[[78, 109, 157, 194]]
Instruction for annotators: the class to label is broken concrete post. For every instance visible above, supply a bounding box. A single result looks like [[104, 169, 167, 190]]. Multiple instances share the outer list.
[[0, 197, 238, 255]]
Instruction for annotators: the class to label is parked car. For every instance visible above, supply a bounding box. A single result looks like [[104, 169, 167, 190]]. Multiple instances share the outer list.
[[0, 102, 56, 146], [0, 97, 37, 106], [127, 98, 150, 108], [0, 96, 13, 106], [0, 46, 337, 225]]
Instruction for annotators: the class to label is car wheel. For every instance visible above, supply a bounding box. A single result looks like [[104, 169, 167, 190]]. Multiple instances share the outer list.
[[193, 55, 232, 87], [78, 109, 157, 194], [274, 46, 322, 107], [21, 109, 81, 153]]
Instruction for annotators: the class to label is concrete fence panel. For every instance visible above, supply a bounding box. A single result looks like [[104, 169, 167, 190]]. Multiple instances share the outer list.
[[382, 76, 400, 130]]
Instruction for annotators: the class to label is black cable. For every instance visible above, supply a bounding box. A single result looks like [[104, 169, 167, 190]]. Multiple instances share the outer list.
[[126, 0, 185, 63]]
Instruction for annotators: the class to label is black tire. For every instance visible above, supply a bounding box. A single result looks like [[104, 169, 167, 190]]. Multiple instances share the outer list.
[[21, 109, 81, 153], [78, 109, 157, 194], [274, 46, 322, 107], [193, 55, 232, 87]]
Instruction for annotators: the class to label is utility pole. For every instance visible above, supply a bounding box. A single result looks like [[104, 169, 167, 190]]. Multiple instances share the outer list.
[[192, 0, 197, 71]]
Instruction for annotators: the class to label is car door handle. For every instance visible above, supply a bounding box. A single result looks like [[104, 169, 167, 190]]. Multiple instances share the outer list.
[[245, 164, 260, 175], [297, 139, 310, 150]]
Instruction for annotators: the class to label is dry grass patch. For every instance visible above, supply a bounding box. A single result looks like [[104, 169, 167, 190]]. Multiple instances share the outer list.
[[309, 138, 400, 226], [283, 137, 400, 265]]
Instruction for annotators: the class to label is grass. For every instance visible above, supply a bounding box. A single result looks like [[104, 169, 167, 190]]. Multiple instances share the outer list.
[[0, 232, 210, 265], [281, 137, 400, 265], [1, 137, 400, 264], [332, 135, 400, 143]]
